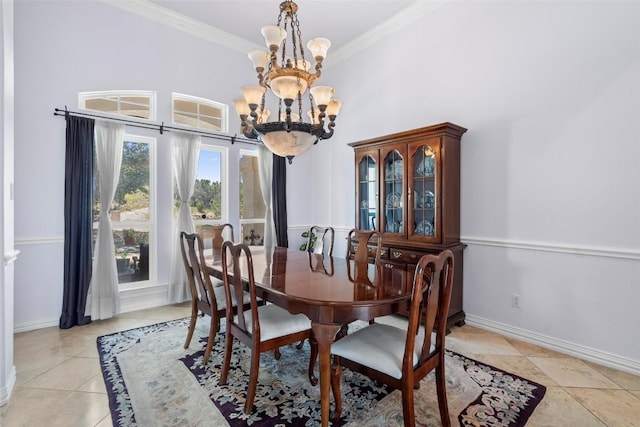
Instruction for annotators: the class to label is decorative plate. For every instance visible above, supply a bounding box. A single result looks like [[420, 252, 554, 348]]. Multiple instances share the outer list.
[[387, 220, 401, 233], [422, 190, 435, 208], [415, 220, 434, 236], [386, 160, 403, 180], [385, 192, 401, 208], [416, 156, 435, 177]]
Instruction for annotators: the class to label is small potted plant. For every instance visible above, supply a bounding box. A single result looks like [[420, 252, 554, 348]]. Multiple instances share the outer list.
[[116, 251, 129, 272]]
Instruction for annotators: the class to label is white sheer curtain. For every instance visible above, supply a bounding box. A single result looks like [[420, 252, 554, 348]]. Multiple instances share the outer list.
[[168, 132, 201, 303], [258, 144, 275, 248], [85, 121, 124, 320]]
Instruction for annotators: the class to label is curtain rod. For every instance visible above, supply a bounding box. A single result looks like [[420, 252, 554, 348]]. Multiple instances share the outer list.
[[53, 106, 258, 146]]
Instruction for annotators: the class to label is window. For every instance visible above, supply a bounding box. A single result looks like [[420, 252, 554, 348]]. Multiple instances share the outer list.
[[172, 93, 228, 132], [239, 151, 266, 246], [93, 135, 155, 285], [79, 90, 156, 120], [174, 146, 227, 236]]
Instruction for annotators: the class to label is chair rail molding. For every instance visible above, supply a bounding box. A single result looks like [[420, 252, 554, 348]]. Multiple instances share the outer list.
[[461, 236, 640, 261], [466, 314, 640, 377], [15, 236, 64, 245]]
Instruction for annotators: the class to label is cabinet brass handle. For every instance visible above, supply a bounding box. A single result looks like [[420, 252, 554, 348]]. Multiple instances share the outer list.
[[384, 263, 394, 269], [381, 249, 387, 256], [392, 251, 402, 259]]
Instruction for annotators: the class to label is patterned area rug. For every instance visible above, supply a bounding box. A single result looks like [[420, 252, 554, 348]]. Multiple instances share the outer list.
[[97, 317, 546, 426]]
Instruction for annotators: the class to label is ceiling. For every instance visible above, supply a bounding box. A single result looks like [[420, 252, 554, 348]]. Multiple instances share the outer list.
[[107, 0, 446, 65]]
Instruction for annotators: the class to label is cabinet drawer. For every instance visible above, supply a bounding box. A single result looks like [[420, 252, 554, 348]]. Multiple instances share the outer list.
[[379, 259, 406, 270], [388, 248, 430, 264]]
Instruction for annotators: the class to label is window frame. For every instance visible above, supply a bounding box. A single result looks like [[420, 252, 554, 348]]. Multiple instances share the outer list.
[[78, 90, 157, 121], [93, 133, 157, 290], [238, 149, 266, 245], [190, 144, 229, 228], [172, 92, 229, 133]]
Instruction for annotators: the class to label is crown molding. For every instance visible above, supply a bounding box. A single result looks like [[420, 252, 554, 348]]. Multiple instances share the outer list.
[[100, 0, 447, 65], [328, 1, 447, 67], [99, 0, 263, 54]]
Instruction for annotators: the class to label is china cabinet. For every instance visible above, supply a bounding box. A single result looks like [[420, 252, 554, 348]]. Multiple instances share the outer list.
[[349, 122, 467, 328]]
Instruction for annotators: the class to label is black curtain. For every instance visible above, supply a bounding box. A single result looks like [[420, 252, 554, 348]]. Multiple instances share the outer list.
[[59, 115, 95, 329], [272, 154, 289, 247]]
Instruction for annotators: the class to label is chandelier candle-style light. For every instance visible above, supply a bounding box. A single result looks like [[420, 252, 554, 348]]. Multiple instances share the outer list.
[[233, 1, 342, 163]]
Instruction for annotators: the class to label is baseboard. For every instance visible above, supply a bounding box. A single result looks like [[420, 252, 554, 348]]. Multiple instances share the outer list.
[[466, 314, 640, 376], [14, 317, 58, 333], [0, 365, 16, 406], [14, 284, 171, 333], [119, 283, 170, 313]]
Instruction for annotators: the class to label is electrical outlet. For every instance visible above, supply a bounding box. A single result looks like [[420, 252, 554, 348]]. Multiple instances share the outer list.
[[511, 294, 521, 308]]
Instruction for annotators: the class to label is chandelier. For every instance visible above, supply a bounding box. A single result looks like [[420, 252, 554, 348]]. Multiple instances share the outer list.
[[233, 1, 342, 163]]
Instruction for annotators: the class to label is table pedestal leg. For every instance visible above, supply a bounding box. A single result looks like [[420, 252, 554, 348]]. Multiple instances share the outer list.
[[311, 322, 341, 427]]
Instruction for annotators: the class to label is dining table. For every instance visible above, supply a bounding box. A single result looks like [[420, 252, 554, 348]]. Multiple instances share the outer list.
[[206, 246, 410, 427]]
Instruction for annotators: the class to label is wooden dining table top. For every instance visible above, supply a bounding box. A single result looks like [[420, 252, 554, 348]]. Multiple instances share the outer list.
[[206, 246, 410, 323]]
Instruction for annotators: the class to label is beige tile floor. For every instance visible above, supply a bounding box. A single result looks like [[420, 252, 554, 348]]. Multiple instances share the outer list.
[[1, 303, 639, 426]]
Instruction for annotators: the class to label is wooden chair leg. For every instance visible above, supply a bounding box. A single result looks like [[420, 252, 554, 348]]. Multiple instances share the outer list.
[[330, 357, 343, 421], [308, 335, 318, 386], [400, 382, 416, 427], [202, 315, 217, 365], [435, 362, 451, 427], [245, 349, 261, 413], [219, 329, 233, 385], [296, 338, 306, 349], [273, 347, 281, 360], [183, 305, 198, 349]]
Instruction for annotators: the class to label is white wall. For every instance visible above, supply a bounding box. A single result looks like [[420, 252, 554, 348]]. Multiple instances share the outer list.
[[10, 0, 640, 375], [288, 1, 640, 372], [12, 0, 255, 330]]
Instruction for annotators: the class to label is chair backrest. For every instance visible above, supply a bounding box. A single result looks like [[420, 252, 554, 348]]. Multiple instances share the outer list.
[[199, 223, 234, 251], [404, 250, 455, 375], [346, 229, 382, 283], [307, 252, 335, 276], [221, 241, 260, 337], [307, 225, 335, 256], [180, 232, 215, 309]]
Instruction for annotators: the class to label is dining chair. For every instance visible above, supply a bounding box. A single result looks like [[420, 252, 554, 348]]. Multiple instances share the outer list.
[[219, 241, 319, 414], [198, 223, 234, 286], [179, 232, 250, 365], [330, 250, 455, 427], [198, 223, 234, 249], [346, 228, 383, 283], [306, 225, 335, 256]]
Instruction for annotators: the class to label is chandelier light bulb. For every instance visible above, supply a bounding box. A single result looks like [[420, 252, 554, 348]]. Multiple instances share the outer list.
[[241, 85, 266, 107], [270, 76, 307, 101], [248, 50, 270, 71], [233, 98, 251, 116], [310, 86, 334, 107], [326, 99, 343, 117], [261, 25, 287, 50], [307, 37, 331, 59]]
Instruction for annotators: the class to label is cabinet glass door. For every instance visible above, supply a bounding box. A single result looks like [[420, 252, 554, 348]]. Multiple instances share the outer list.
[[411, 145, 436, 238], [358, 155, 377, 231], [383, 150, 404, 234]]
